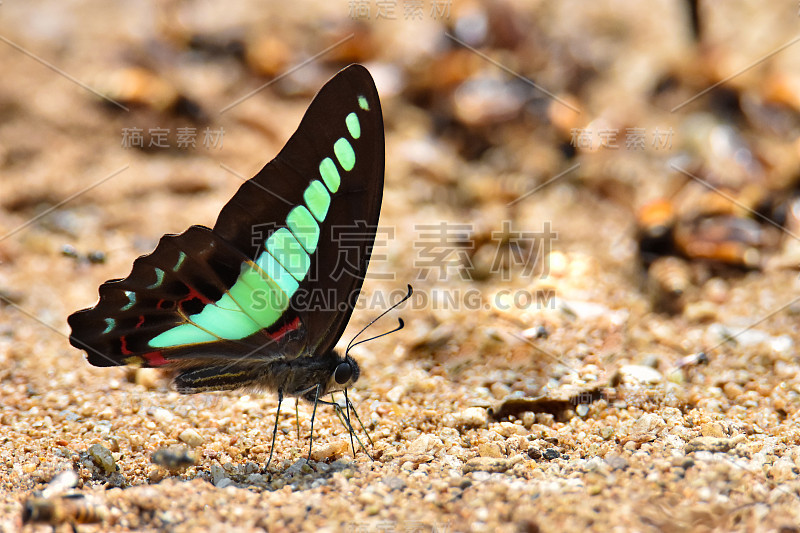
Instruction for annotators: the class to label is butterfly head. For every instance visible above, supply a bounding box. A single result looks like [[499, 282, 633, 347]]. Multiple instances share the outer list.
[[325, 351, 360, 394]]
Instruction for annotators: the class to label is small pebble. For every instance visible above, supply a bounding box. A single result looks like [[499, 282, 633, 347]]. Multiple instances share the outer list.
[[463, 457, 512, 474], [151, 447, 198, 470], [179, 428, 205, 447], [769, 459, 797, 483], [494, 422, 527, 437], [605, 455, 629, 471], [633, 413, 665, 436], [135, 368, 162, 389], [209, 464, 227, 485], [247, 473, 265, 484], [152, 407, 174, 424], [310, 440, 348, 462], [478, 442, 504, 458], [617, 365, 663, 385], [216, 478, 233, 489], [386, 385, 405, 403], [454, 407, 488, 428], [88, 443, 116, 474], [384, 476, 407, 491], [521, 325, 548, 339], [543, 449, 560, 460], [683, 301, 717, 322], [685, 436, 743, 453], [700, 422, 727, 438], [527, 448, 542, 460], [408, 434, 440, 455], [522, 412, 535, 428]]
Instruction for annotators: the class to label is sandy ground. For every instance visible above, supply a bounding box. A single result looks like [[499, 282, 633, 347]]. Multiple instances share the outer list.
[[2, 1, 800, 532]]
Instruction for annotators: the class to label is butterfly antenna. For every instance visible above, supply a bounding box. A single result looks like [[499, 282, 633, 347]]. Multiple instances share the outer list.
[[346, 284, 413, 355], [347, 319, 405, 354]]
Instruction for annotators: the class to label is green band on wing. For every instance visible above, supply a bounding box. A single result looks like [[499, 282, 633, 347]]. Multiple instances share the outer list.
[[188, 296, 259, 339], [149, 323, 218, 347], [304, 180, 330, 222], [255, 248, 299, 297], [319, 157, 340, 193], [345, 112, 361, 139], [149, 260, 291, 347], [334, 138, 355, 171], [358, 95, 369, 111], [103, 318, 115, 334], [267, 228, 310, 282], [286, 206, 320, 253]]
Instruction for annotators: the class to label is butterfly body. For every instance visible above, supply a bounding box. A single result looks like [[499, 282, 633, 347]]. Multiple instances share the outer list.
[[68, 65, 384, 463], [173, 349, 359, 402]]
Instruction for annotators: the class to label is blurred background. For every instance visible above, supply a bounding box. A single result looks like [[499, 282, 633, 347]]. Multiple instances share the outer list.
[[1, 0, 800, 463], [3, 1, 800, 530]]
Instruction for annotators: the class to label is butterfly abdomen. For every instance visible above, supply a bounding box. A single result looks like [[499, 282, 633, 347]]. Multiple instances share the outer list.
[[174, 350, 352, 399]]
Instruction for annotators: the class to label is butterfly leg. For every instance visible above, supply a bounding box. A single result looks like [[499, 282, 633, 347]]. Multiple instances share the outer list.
[[316, 395, 374, 461], [295, 397, 301, 443], [344, 390, 356, 457], [346, 393, 375, 448], [306, 383, 321, 464], [327, 393, 355, 456], [263, 388, 283, 474]]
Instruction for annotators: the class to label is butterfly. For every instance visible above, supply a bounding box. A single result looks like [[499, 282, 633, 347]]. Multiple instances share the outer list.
[[68, 64, 406, 470]]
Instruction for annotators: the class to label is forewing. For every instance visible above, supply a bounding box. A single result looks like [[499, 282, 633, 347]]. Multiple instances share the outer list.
[[213, 64, 384, 357]]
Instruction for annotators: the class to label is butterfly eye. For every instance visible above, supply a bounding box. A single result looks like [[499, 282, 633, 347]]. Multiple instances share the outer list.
[[334, 362, 352, 385]]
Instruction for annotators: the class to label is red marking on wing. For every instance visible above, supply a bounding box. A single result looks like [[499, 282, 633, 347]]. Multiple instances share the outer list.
[[142, 350, 168, 367], [269, 317, 301, 341], [182, 286, 212, 305], [136, 315, 145, 329], [120, 336, 132, 355]]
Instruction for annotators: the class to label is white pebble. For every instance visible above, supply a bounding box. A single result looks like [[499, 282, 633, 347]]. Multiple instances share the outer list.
[[454, 407, 488, 428], [178, 428, 204, 446]]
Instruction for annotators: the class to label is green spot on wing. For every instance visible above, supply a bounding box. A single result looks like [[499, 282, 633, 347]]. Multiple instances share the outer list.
[[103, 318, 115, 334], [266, 228, 310, 282], [345, 112, 361, 139], [319, 157, 340, 193], [304, 180, 330, 222], [333, 138, 355, 172], [358, 95, 369, 111], [173, 251, 187, 272], [121, 291, 136, 311], [286, 206, 320, 253], [147, 268, 165, 289]]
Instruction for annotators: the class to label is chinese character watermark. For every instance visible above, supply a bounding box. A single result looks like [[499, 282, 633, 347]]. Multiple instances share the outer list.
[[569, 127, 673, 151], [349, 0, 451, 20], [121, 127, 225, 150], [412, 221, 557, 282]]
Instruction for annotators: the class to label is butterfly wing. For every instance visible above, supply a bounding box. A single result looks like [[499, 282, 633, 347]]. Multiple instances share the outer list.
[[68, 64, 383, 370]]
